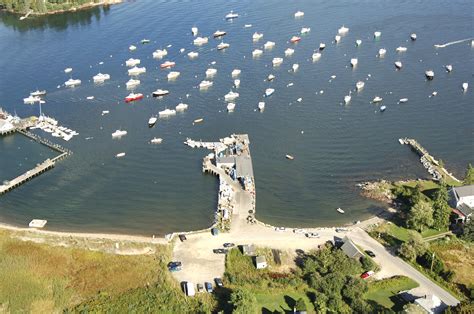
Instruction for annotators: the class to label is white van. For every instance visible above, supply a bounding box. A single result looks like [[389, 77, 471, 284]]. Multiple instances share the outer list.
[[184, 282, 195, 296]]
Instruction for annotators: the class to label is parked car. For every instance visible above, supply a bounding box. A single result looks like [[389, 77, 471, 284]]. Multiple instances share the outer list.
[[305, 232, 320, 238], [213, 248, 229, 254], [197, 283, 204, 293], [211, 228, 219, 236], [168, 261, 182, 272], [214, 277, 224, 287], [335, 228, 349, 233], [179, 234, 187, 242], [360, 271, 374, 279], [365, 250, 376, 258], [275, 227, 286, 232], [205, 282, 213, 293], [293, 228, 306, 234], [223, 242, 235, 248], [181, 281, 195, 296]]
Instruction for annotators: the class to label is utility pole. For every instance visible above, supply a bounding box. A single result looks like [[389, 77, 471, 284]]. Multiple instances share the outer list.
[[430, 252, 435, 272]]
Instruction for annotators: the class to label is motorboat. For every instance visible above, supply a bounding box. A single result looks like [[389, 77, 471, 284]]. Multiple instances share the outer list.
[[30, 90, 46, 97], [462, 82, 468, 92], [159, 108, 176, 116], [374, 31, 381, 38], [334, 35, 341, 43], [350, 58, 358, 67], [234, 79, 240, 88], [285, 48, 295, 56], [399, 98, 408, 103], [272, 57, 283, 66], [112, 129, 127, 138], [23, 95, 41, 104], [294, 11, 304, 18], [93, 73, 110, 82], [213, 30, 227, 38], [224, 91, 239, 101], [217, 42, 230, 50], [244, 24, 252, 28], [64, 67, 72, 73], [65, 78, 81, 87], [336, 207, 345, 214], [205, 68, 217, 77], [128, 66, 146, 75], [292, 64, 299, 72], [176, 103, 189, 111], [167, 71, 181, 80], [86, 96, 94, 100], [396, 46, 408, 52], [225, 11, 239, 19], [319, 43, 326, 50], [378, 48, 387, 57], [160, 61, 175, 69], [445, 65, 453, 72], [410, 33, 417, 41], [301, 27, 311, 34], [252, 32, 263, 41], [290, 36, 301, 43], [191, 27, 198, 36], [252, 49, 263, 57], [153, 49, 168, 59], [258, 102, 265, 111], [199, 80, 213, 89], [286, 154, 294, 160], [126, 79, 140, 89], [231, 69, 241, 77], [101, 110, 110, 116], [151, 137, 163, 144], [394, 61, 403, 69], [125, 93, 144, 102], [187, 51, 199, 59], [116, 152, 126, 158], [129, 45, 137, 51], [267, 74, 275, 81], [372, 96, 383, 103], [338, 25, 349, 34], [180, 48, 185, 53], [227, 102, 236, 112], [380, 105, 387, 112], [355, 39, 362, 46], [264, 88, 275, 97], [193, 37, 209, 45], [125, 58, 141, 67], [193, 118, 204, 124], [425, 70, 434, 80], [152, 89, 170, 97], [344, 95, 351, 104], [148, 116, 157, 127], [356, 81, 365, 91], [141, 39, 150, 44], [312, 52, 321, 61], [264, 41, 275, 49]]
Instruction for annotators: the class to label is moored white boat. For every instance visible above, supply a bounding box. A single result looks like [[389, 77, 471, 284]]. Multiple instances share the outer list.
[[272, 57, 283, 66], [65, 78, 81, 87], [264, 41, 275, 50], [252, 49, 263, 57], [285, 48, 295, 56], [187, 51, 199, 59], [116, 152, 126, 158], [292, 64, 299, 72], [290, 36, 301, 43], [112, 129, 127, 138], [372, 96, 383, 103], [286, 154, 294, 160], [231, 69, 241, 77], [224, 91, 239, 101], [258, 102, 265, 111], [336, 207, 345, 214], [312, 52, 321, 61], [334, 35, 341, 43], [93, 73, 110, 82], [125, 92, 143, 102], [151, 137, 163, 144], [264, 88, 275, 97], [176, 103, 189, 111], [462, 82, 468, 92], [319, 43, 326, 50], [30, 89, 46, 97], [380, 105, 387, 112], [378, 48, 387, 57], [355, 39, 362, 46], [396, 46, 407, 52], [294, 11, 304, 18], [227, 102, 236, 112], [205, 68, 217, 77], [199, 80, 213, 89], [23, 95, 41, 104], [125, 58, 141, 67], [159, 108, 176, 116], [191, 27, 198, 36], [301, 27, 311, 34], [160, 61, 175, 69], [344, 95, 351, 104], [445, 65, 453, 72], [64, 67, 72, 73], [148, 116, 157, 127], [267, 74, 275, 81], [153, 49, 168, 59], [167, 71, 181, 80], [225, 11, 238, 19], [128, 66, 146, 76], [338, 25, 349, 34], [350, 58, 358, 67], [394, 61, 403, 69], [374, 31, 381, 38], [356, 81, 365, 91], [152, 89, 170, 97], [129, 45, 137, 51], [217, 42, 230, 50], [425, 70, 435, 80], [399, 98, 408, 103], [213, 30, 227, 38], [126, 79, 140, 89], [252, 32, 263, 41], [193, 37, 209, 45], [411, 33, 417, 41], [234, 79, 240, 88]]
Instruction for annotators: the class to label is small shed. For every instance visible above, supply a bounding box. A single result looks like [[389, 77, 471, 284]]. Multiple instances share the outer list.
[[340, 237, 364, 260], [255, 256, 267, 269], [240, 244, 256, 256]]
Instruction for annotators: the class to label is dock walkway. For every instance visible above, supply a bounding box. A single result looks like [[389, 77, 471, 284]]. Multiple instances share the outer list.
[[0, 159, 55, 195]]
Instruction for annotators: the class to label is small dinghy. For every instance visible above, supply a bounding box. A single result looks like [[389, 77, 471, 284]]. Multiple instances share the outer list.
[[344, 95, 351, 104], [336, 207, 345, 214], [394, 61, 403, 69], [258, 102, 265, 111], [410, 33, 417, 41], [286, 154, 294, 160]]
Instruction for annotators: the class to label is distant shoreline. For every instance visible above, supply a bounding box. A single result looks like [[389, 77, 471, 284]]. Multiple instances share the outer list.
[[0, 0, 122, 17]]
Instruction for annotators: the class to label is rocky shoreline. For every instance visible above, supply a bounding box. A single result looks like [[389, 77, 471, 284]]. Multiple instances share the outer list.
[[1, 0, 122, 17]]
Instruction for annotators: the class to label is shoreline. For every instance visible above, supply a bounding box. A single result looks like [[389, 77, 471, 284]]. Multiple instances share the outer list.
[[1, 0, 122, 17]]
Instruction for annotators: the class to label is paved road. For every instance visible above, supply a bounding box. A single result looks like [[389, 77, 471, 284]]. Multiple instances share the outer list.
[[348, 228, 459, 307]]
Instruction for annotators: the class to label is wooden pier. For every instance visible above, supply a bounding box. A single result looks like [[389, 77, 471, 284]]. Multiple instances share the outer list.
[[0, 159, 55, 195], [400, 138, 461, 183]]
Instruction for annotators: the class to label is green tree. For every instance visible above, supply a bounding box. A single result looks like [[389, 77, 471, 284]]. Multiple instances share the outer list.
[[432, 184, 451, 230], [398, 232, 427, 261], [407, 201, 434, 232], [463, 163, 474, 185], [410, 183, 424, 206], [295, 297, 307, 311], [461, 219, 474, 242], [229, 288, 258, 314]]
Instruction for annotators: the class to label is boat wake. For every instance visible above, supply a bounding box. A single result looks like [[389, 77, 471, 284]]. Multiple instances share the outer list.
[[434, 38, 473, 48]]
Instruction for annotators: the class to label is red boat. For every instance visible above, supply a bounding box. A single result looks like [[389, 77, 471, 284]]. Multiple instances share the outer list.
[[290, 36, 301, 43], [160, 61, 176, 69], [125, 93, 144, 103]]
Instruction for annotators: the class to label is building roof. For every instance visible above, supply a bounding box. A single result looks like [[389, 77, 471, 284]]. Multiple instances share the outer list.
[[0, 119, 14, 132], [340, 237, 364, 259], [453, 185, 474, 198], [457, 203, 474, 217], [414, 294, 442, 314], [256, 256, 266, 264], [241, 244, 256, 255], [216, 156, 235, 165], [235, 155, 254, 178]]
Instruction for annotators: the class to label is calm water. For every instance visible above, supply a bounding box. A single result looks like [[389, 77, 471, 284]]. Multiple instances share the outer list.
[[0, 0, 472, 235]]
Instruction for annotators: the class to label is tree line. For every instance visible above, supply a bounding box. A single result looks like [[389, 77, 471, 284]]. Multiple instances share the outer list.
[[0, 0, 101, 14]]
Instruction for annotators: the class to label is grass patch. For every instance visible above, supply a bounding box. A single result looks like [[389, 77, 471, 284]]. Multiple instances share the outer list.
[[256, 291, 313, 313], [365, 276, 419, 311]]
